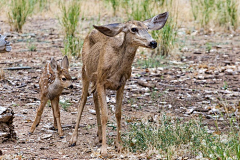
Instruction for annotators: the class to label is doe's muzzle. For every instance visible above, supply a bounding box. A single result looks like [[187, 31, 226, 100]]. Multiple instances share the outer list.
[[149, 41, 157, 49]]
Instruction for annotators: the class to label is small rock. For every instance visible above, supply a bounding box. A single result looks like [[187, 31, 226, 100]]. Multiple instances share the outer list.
[[197, 75, 204, 80], [88, 109, 96, 115], [225, 68, 235, 75], [186, 108, 194, 114], [41, 134, 52, 139]]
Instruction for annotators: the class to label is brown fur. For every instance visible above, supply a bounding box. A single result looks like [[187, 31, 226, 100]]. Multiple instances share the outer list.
[[30, 56, 72, 137], [70, 12, 169, 157]]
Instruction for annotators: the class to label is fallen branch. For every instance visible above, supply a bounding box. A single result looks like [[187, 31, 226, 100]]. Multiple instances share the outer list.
[[137, 80, 156, 88], [3, 66, 32, 70]]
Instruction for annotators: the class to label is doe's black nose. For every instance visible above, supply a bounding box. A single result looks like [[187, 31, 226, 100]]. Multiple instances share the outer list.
[[149, 41, 157, 49], [68, 85, 73, 89]]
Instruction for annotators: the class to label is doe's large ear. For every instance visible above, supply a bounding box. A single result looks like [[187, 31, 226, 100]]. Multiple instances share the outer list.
[[143, 12, 169, 30], [61, 55, 69, 69], [50, 57, 58, 70], [93, 23, 126, 37]]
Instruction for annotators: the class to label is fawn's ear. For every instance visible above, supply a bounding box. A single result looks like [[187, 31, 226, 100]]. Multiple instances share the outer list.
[[143, 12, 169, 30], [50, 57, 58, 70], [93, 23, 126, 37], [61, 55, 69, 69]]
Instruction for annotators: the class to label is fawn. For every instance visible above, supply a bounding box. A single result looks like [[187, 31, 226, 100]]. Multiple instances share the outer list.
[[30, 56, 73, 137], [69, 12, 169, 157]]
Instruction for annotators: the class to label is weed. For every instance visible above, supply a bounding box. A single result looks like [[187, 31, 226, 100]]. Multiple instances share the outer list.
[[59, 0, 81, 37], [59, 0, 82, 58], [190, 0, 239, 30], [28, 43, 37, 52], [62, 35, 83, 58], [135, 54, 165, 69], [216, 0, 239, 30], [223, 81, 228, 90], [8, 0, 35, 32], [105, 0, 120, 16], [59, 100, 71, 111], [129, 0, 152, 21], [123, 115, 240, 158], [205, 42, 212, 53], [38, 0, 49, 12]]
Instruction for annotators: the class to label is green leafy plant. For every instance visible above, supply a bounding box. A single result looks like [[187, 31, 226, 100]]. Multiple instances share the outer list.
[[123, 115, 240, 159], [135, 54, 165, 69], [216, 0, 239, 30], [62, 35, 83, 58], [105, 0, 120, 16], [59, 100, 71, 111], [152, 17, 177, 56], [8, 0, 35, 32], [28, 43, 37, 51], [59, 0, 82, 57], [59, 0, 81, 37]]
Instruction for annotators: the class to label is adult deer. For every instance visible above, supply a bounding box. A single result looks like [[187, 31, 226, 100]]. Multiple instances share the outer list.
[[70, 12, 169, 157]]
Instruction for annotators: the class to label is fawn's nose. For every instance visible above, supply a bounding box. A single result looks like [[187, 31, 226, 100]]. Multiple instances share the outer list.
[[68, 85, 73, 89], [149, 41, 157, 49]]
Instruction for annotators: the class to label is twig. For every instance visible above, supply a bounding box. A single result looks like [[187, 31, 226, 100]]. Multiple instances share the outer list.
[[3, 66, 32, 70]]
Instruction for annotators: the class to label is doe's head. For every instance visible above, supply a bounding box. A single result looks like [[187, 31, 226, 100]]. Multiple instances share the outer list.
[[50, 56, 73, 89], [93, 12, 169, 49]]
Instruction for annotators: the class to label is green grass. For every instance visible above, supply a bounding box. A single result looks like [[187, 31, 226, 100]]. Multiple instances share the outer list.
[[190, 0, 239, 30], [216, 0, 239, 30], [28, 43, 37, 51], [59, 0, 81, 37], [58, 0, 82, 58], [59, 100, 71, 111], [152, 17, 178, 56], [135, 54, 165, 69], [105, 0, 120, 16], [62, 35, 83, 58], [7, 0, 35, 32], [123, 115, 240, 159]]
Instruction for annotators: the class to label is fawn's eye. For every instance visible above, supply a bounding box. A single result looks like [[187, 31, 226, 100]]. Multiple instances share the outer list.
[[131, 28, 138, 33], [62, 77, 66, 81]]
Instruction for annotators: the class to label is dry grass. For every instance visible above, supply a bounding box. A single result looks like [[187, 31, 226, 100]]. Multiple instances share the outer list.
[[0, 0, 239, 32]]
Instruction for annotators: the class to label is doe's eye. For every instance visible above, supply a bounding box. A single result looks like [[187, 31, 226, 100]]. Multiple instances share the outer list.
[[62, 77, 66, 81], [131, 28, 138, 32]]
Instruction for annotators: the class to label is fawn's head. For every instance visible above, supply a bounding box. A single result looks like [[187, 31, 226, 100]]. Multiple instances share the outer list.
[[93, 12, 169, 49], [49, 56, 73, 89]]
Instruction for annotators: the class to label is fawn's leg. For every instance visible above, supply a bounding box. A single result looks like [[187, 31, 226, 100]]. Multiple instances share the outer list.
[[93, 91, 102, 143], [51, 104, 57, 130], [115, 84, 125, 152], [51, 96, 63, 137], [97, 84, 108, 157], [30, 96, 48, 133], [69, 67, 89, 146]]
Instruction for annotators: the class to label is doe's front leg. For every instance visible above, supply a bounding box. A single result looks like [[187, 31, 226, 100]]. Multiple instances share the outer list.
[[115, 84, 125, 152], [97, 84, 108, 158]]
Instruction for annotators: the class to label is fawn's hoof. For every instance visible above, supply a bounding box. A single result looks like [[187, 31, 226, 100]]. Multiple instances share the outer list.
[[69, 143, 76, 147], [28, 132, 33, 135], [49, 126, 57, 130]]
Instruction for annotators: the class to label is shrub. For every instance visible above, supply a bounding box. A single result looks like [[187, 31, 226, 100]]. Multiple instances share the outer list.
[[8, 0, 35, 32], [59, 0, 82, 58], [59, 0, 81, 37]]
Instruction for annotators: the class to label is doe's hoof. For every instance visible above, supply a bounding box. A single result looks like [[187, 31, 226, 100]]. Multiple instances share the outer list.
[[69, 143, 76, 147]]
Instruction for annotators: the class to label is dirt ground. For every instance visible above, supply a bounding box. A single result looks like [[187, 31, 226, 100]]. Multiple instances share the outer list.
[[0, 16, 240, 159]]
